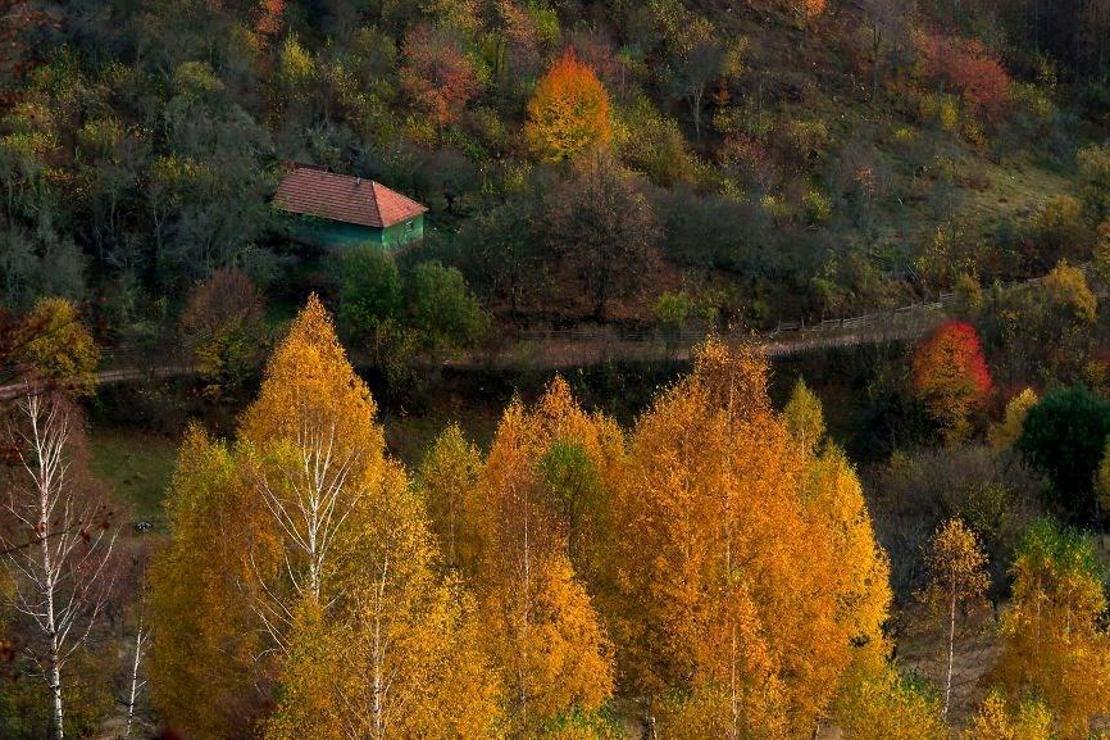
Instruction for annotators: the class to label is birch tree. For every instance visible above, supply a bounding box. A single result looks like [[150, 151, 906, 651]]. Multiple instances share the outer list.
[[0, 393, 117, 739], [470, 382, 616, 733], [995, 519, 1110, 736], [239, 293, 386, 643], [152, 296, 502, 736], [148, 427, 265, 739], [918, 517, 989, 718], [614, 340, 891, 735], [122, 611, 147, 738], [418, 424, 482, 573]]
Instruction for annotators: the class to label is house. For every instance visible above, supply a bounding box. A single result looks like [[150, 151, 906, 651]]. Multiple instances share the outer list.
[[273, 164, 428, 251]]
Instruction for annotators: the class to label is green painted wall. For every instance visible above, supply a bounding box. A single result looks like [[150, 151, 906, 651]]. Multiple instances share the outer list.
[[286, 214, 424, 251], [380, 214, 424, 249]]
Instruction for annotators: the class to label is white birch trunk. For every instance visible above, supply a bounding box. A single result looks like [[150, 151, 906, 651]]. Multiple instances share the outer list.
[[123, 616, 147, 738], [1, 394, 117, 740], [944, 587, 956, 717], [253, 419, 357, 648]]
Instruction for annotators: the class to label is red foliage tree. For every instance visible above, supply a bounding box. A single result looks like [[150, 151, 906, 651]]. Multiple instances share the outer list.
[[255, 0, 286, 45], [919, 34, 1011, 120], [911, 320, 993, 439], [400, 24, 480, 130]]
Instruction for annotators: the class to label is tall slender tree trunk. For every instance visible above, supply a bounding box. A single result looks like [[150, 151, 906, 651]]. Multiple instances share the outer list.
[[944, 587, 956, 717], [871, 27, 882, 100], [40, 489, 64, 739], [690, 89, 704, 141], [372, 557, 389, 739], [48, 648, 64, 740], [124, 617, 145, 738]]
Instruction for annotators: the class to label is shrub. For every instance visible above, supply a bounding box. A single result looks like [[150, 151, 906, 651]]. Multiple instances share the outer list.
[[952, 273, 984, 318], [618, 96, 697, 187], [988, 388, 1039, 451], [1017, 386, 1110, 522], [919, 93, 961, 132], [180, 267, 268, 398], [406, 260, 489, 352], [832, 666, 947, 740], [780, 119, 830, 168], [1092, 221, 1110, 284], [334, 247, 402, 344], [653, 290, 691, 334], [918, 34, 1011, 121], [1027, 195, 1090, 264], [871, 445, 1045, 597], [1043, 260, 1097, 324], [966, 691, 1053, 740], [803, 188, 832, 223]]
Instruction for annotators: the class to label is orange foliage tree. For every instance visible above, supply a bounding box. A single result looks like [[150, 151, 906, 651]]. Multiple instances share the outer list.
[[612, 340, 890, 734], [464, 379, 619, 732], [911, 320, 992, 440], [525, 48, 612, 163], [797, 0, 827, 21]]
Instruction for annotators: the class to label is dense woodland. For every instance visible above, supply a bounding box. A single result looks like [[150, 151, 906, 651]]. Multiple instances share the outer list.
[[2, 0, 1110, 737]]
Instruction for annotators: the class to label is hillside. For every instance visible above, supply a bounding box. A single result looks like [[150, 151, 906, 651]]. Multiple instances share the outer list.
[[1, 0, 1106, 338]]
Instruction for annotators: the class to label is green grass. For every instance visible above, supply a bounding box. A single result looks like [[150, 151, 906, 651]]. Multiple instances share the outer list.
[[88, 426, 179, 524], [959, 155, 1073, 228]]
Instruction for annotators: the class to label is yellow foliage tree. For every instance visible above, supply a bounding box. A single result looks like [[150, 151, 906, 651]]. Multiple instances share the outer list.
[[148, 427, 267, 739], [152, 296, 502, 737], [988, 387, 1039, 450], [17, 297, 100, 395], [1044, 259, 1098, 324], [267, 467, 503, 739], [995, 519, 1110, 737], [471, 379, 618, 732], [803, 445, 892, 672], [966, 690, 1054, 740], [418, 423, 483, 573], [525, 48, 612, 163], [918, 517, 989, 717], [264, 600, 345, 740], [784, 376, 826, 453], [613, 340, 891, 735], [832, 666, 947, 740]]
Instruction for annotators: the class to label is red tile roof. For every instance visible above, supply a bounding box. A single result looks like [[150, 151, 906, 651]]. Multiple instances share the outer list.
[[273, 166, 428, 229]]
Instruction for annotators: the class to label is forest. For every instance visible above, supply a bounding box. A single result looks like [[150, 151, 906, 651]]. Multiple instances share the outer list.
[[1, 0, 1110, 737]]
